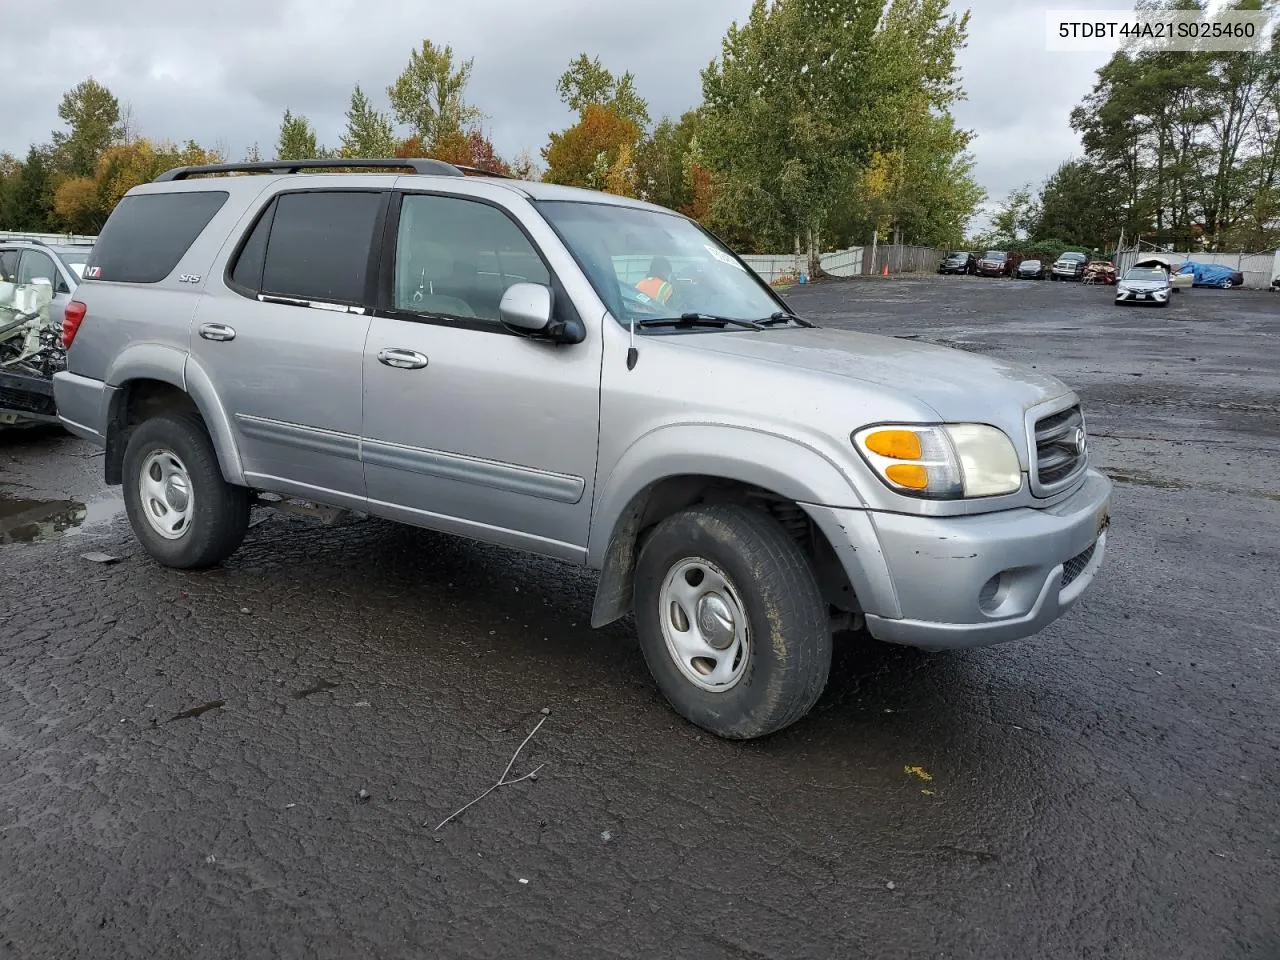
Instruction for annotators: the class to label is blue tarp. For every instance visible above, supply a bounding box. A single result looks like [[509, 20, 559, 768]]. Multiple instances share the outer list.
[[1177, 262, 1238, 287]]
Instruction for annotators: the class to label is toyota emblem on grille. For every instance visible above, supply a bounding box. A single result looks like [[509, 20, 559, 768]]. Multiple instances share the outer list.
[[1074, 426, 1087, 456]]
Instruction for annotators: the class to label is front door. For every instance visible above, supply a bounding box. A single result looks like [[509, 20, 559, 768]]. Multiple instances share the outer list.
[[16, 248, 71, 329], [360, 191, 602, 562], [190, 188, 385, 508]]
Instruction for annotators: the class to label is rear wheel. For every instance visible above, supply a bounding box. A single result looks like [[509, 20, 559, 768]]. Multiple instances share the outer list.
[[633, 504, 832, 740], [122, 412, 250, 569]]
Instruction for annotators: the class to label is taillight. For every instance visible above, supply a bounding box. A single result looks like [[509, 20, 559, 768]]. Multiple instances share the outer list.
[[62, 300, 87, 348]]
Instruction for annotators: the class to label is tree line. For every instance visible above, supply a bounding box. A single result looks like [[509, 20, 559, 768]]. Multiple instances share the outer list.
[[978, 0, 1280, 257], [0, 0, 983, 274]]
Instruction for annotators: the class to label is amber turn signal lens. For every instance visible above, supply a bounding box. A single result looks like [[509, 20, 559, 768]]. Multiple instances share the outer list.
[[885, 463, 929, 489], [864, 429, 923, 460]]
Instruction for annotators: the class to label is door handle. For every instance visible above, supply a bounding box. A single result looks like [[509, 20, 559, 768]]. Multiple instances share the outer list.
[[199, 323, 236, 342], [377, 348, 429, 370]]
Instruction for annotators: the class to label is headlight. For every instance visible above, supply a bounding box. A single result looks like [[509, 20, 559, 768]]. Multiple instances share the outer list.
[[852, 424, 1023, 499], [1116, 284, 1130, 292]]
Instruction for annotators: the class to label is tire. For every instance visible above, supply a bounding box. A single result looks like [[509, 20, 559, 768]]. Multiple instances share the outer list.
[[633, 504, 832, 740], [122, 411, 250, 569]]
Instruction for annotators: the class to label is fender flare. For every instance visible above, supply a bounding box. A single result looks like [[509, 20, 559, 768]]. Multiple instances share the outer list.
[[102, 345, 245, 485], [586, 423, 866, 627]]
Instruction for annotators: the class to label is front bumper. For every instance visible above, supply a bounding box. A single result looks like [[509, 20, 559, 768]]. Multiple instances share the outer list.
[[1115, 287, 1170, 304], [804, 469, 1112, 651]]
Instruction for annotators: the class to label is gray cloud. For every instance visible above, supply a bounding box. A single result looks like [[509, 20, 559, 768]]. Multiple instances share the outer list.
[[4, 0, 1112, 226]]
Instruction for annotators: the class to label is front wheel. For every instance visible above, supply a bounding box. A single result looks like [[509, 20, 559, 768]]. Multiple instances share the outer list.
[[122, 411, 250, 569], [633, 504, 832, 740]]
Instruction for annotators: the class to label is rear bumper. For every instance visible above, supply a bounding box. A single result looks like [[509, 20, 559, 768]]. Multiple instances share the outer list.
[[52, 371, 108, 442], [804, 470, 1112, 651]]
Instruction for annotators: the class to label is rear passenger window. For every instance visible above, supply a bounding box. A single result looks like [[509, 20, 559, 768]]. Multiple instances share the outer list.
[[0, 250, 18, 282], [228, 199, 275, 294], [83, 191, 228, 283], [259, 191, 382, 307]]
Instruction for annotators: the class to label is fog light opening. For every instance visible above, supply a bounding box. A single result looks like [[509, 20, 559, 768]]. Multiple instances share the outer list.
[[978, 572, 1013, 615]]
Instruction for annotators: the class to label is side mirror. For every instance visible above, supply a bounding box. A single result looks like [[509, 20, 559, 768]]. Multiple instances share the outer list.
[[499, 282, 552, 334]]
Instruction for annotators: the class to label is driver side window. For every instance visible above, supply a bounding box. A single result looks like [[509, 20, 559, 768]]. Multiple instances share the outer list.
[[393, 195, 551, 324]]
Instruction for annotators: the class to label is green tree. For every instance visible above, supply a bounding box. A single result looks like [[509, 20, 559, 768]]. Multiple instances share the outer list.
[[51, 77, 123, 176], [635, 110, 702, 211], [990, 183, 1036, 242], [0, 153, 20, 228], [387, 40, 482, 147], [556, 53, 650, 129], [700, 0, 886, 273], [1069, 0, 1280, 250], [855, 0, 976, 246], [1031, 159, 1119, 250], [341, 85, 397, 158], [8, 146, 56, 231], [276, 109, 320, 161]]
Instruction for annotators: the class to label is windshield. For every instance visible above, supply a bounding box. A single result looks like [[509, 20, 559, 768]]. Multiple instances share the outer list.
[[535, 201, 785, 325], [1060, 253, 1086, 261], [1125, 267, 1167, 282]]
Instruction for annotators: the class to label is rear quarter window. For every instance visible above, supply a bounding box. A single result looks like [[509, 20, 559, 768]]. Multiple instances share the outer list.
[[84, 190, 229, 284]]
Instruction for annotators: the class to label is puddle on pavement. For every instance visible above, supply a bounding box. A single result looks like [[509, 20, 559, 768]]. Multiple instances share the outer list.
[[0, 491, 125, 545]]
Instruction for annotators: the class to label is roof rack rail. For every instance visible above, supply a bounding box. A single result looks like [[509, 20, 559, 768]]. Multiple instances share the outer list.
[[0, 236, 49, 247], [153, 157, 468, 182], [452, 163, 517, 180]]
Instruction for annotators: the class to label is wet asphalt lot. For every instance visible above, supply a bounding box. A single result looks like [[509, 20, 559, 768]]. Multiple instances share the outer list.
[[1, 275, 1278, 959]]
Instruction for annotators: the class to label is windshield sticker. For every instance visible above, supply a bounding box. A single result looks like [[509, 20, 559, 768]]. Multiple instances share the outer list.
[[704, 244, 746, 270]]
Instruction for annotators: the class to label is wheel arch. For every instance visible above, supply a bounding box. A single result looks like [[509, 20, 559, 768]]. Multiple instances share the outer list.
[[587, 427, 866, 628], [103, 355, 244, 486]]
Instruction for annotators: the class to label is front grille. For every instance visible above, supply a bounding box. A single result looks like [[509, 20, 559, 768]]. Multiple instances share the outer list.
[[1033, 405, 1087, 491], [1061, 542, 1097, 587]]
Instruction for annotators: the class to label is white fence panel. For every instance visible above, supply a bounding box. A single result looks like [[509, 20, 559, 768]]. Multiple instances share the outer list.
[[1115, 249, 1275, 288], [0, 230, 97, 245]]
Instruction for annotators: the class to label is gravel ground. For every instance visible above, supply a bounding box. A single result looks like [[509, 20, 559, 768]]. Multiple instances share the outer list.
[[1, 274, 1277, 959]]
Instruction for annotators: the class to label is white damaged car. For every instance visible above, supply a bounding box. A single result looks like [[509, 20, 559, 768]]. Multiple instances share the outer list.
[[1115, 265, 1173, 307]]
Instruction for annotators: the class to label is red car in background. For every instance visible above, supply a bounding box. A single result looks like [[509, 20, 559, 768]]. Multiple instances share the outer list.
[[976, 250, 1010, 277]]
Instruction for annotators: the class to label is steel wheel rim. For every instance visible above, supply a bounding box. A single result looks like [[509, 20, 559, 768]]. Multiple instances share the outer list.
[[138, 449, 194, 540], [658, 556, 750, 693]]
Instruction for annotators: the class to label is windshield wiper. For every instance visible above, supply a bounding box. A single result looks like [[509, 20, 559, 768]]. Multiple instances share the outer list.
[[757, 311, 815, 328], [632, 313, 765, 331]]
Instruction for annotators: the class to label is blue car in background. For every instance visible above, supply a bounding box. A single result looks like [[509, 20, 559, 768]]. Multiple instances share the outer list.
[[1179, 261, 1244, 288]]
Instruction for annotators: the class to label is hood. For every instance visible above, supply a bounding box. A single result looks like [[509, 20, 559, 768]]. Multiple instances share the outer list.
[[669, 326, 1073, 444]]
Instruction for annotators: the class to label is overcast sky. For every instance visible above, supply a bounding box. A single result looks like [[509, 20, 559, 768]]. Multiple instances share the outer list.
[[5, 0, 1121, 231]]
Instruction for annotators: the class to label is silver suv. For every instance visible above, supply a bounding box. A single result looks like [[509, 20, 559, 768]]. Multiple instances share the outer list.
[[53, 158, 1112, 740]]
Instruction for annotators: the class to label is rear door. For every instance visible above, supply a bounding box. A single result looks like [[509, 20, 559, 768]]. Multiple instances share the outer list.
[[190, 188, 386, 508]]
